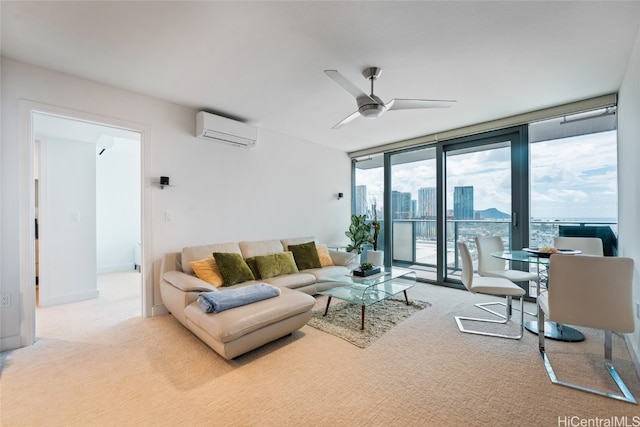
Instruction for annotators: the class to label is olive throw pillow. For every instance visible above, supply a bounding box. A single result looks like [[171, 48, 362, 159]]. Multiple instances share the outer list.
[[212, 252, 255, 286], [244, 257, 261, 280], [188, 257, 224, 287], [255, 251, 299, 279], [288, 241, 322, 270]]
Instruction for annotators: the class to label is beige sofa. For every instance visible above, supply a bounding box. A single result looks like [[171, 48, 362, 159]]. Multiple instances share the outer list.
[[159, 236, 357, 359]]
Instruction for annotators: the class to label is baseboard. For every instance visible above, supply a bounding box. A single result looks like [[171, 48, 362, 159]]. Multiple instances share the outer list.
[[624, 333, 640, 378], [151, 304, 169, 317], [0, 334, 23, 353], [39, 290, 100, 307]]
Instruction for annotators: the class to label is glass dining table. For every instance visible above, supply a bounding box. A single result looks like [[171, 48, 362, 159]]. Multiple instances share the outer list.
[[491, 250, 585, 342]]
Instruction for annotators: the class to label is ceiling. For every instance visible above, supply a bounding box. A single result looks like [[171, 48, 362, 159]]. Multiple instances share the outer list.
[[2, 1, 639, 153]]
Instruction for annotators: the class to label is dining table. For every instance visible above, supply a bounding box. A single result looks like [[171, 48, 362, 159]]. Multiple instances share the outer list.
[[491, 249, 585, 342]]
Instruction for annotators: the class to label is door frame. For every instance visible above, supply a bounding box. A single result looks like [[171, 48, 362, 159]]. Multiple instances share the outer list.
[[18, 100, 152, 347], [440, 126, 529, 283]]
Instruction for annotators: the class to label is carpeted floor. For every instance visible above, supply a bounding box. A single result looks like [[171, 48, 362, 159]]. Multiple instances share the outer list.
[[1, 272, 639, 426]]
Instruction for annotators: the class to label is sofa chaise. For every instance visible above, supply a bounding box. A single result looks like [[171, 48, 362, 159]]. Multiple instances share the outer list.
[[159, 236, 358, 359]]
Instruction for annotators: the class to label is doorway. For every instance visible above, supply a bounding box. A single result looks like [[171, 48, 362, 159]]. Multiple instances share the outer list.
[[34, 112, 142, 311]]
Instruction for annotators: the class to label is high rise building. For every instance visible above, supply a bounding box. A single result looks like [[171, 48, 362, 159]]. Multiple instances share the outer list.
[[355, 185, 367, 216], [392, 191, 412, 219], [418, 187, 437, 218], [454, 186, 474, 219]]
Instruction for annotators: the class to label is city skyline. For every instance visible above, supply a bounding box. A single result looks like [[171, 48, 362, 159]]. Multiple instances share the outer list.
[[355, 130, 617, 222]]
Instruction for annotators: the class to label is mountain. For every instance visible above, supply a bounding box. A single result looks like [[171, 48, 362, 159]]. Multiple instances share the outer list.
[[475, 208, 510, 219]]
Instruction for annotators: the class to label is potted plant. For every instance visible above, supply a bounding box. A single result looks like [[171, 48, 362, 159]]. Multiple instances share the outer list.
[[345, 214, 371, 261]]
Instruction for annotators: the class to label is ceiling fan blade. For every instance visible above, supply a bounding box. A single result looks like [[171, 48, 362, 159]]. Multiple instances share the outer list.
[[386, 98, 456, 111], [332, 110, 361, 129], [324, 70, 376, 103]]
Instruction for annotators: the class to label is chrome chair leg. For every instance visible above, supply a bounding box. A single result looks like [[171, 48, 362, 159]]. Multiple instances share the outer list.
[[538, 310, 637, 404], [455, 295, 524, 340]]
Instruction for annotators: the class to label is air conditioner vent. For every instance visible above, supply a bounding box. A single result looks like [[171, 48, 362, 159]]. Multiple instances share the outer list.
[[196, 111, 257, 148]]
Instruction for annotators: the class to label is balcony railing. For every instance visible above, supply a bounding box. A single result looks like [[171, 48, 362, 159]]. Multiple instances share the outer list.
[[367, 219, 618, 274]]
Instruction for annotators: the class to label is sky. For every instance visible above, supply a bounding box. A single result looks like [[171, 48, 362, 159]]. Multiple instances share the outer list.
[[356, 130, 617, 221]]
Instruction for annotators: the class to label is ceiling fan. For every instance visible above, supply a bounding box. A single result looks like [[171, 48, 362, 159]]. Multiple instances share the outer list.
[[324, 67, 456, 129]]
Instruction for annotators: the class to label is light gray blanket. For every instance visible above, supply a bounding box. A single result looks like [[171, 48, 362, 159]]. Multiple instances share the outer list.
[[197, 283, 281, 313]]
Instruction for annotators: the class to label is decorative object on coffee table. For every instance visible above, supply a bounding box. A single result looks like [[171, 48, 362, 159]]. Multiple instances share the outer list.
[[353, 262, 380, 277]]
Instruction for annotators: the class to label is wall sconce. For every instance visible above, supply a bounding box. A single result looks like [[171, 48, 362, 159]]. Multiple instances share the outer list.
[[337, 192, 344, 200], [157, 176, 171, 189]]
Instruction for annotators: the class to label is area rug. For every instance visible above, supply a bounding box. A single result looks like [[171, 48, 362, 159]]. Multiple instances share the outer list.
[[307, 298, 430, 348]]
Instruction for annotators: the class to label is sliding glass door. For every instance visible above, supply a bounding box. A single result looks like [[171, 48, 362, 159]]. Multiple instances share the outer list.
[[380, 126, 530, 289], [444, 139, 513, 279], [388, 147, 438, 278]]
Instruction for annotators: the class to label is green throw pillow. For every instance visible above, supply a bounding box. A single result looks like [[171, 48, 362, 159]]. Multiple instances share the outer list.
[[212, 252, 255, 286], [244, 257, 261, 280], [288, 241, 322, 270], [255, 251, 299, 279]]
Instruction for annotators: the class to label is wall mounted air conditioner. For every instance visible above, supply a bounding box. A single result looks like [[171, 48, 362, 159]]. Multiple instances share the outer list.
[[195, 111, 257, 148]]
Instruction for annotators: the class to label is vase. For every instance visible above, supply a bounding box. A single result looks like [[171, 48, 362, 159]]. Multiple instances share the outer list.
[[350, 251, 361, 266], [367, 250, 384, 267]]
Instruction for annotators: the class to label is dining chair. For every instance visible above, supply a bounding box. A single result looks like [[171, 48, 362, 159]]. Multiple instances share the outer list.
[[553, 236, 604, 256], [455, 242, 526, 340], [475, 236, 538, 317], [538, 254, 636, 403]]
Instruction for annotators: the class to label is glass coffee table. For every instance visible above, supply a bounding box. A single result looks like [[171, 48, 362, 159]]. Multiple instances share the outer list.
[[317, 267, 417, 330]]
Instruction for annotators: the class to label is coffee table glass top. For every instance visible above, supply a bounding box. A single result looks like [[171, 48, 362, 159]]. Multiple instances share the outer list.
[[318, 267, 416, 306]]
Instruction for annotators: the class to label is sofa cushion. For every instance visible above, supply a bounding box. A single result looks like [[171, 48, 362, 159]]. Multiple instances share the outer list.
[[239, 239, 284, 259], [316, 244, 335, 267], [184, 288, 315, 343], [288, 241, 322, 270], [262, 272, 317, 290], [213, 252, 255, 286], [254, 251, 299, 279], [189, 257, 224, 287], [304, 265, 352, 282], [182, 242, 242, 275]]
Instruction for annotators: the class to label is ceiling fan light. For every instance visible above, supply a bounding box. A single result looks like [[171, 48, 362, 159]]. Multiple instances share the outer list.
[[360, 103, 385, 118]]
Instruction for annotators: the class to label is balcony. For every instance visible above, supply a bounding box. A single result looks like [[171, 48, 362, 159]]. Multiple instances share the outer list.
[[362, 219, 618, 291]]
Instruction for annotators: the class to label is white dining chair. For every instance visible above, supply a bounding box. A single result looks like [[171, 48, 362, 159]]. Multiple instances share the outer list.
[[475, 236, 538, 317], [455, 242, 526, 340], [553, 236, 604, 256], [538, 254, 636, 403]]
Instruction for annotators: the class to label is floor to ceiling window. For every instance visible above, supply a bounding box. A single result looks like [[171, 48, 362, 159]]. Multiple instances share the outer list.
[[529, 108, 618, 253], [353, 154, 384, 263], [388, 147, 437, 275], [352, 103, 617, 292]]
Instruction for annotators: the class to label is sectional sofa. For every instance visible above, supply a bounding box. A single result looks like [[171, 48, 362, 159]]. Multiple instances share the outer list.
[[159, 236, 358, 359]]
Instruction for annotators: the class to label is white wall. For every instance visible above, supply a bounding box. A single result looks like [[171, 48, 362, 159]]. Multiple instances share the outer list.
[[96, 137, 141, 273], [618, 27, 640, 364], [38, 137, 98, 306], [0, 58, 352, 351]]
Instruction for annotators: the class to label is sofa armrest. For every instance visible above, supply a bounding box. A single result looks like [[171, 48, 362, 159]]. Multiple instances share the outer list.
[[163, 270, 217, 293], [329, 250, 357, 267]]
